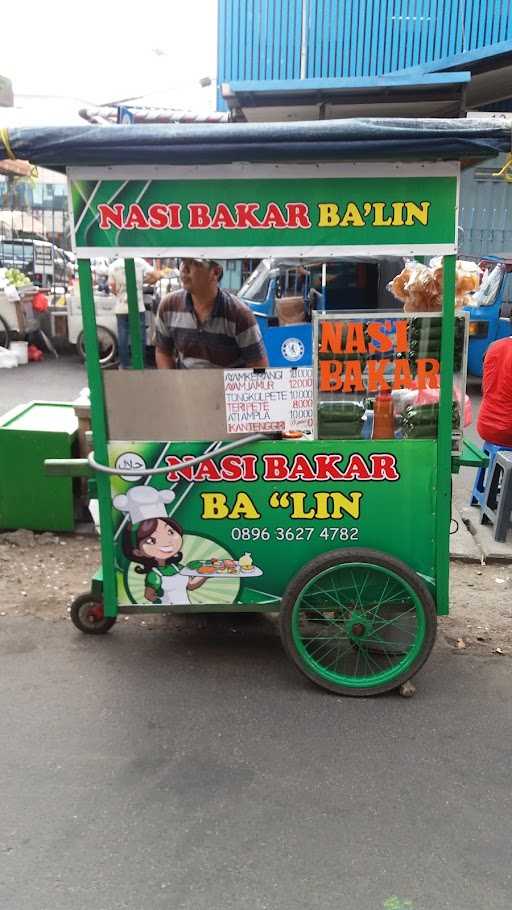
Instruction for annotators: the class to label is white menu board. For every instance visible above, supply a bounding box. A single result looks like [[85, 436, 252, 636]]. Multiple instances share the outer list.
[[224, 367, 313, 435]]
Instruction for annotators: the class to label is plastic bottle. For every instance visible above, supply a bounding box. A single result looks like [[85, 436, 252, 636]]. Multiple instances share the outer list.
[[372, 390, 395, 439]]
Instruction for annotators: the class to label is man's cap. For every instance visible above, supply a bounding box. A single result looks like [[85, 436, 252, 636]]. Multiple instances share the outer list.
[[182, 257, 224, 278], [185, 257, 222, 268]]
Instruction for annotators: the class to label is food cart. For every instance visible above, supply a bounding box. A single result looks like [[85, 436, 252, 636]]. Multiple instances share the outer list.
[[5, 119, 509, 696]]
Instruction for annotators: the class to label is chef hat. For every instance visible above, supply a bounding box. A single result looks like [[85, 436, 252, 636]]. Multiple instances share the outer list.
[[113, 485, 175, 525]]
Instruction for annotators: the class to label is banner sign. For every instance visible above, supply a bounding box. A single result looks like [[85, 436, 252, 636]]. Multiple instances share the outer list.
[[33, 244, 54, 274], [69, 170, 458, 256], [108, 439, 437, 608], [317, 317, 439, 393], [313, 313, 465, 450]]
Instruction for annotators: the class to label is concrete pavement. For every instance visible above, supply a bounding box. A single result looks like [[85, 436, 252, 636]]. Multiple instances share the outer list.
[[1, 614, 512, 910], [1, 363, 512, 909], [0, 354, 87, 414]]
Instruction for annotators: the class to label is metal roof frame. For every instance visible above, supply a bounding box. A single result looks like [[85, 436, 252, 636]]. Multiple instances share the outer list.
[[389, 39, 512, 110], [222, 73, 471, 121]]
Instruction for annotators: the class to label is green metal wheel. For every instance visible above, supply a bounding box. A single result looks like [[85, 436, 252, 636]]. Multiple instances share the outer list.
[[280, 548, 436, 697]]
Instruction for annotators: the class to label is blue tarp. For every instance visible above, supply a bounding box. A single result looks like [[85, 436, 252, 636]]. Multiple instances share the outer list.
[[3, 119, 510, 169]]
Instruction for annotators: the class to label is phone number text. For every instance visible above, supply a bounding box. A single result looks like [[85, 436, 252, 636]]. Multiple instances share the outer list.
[[231, 526, 359, 542]]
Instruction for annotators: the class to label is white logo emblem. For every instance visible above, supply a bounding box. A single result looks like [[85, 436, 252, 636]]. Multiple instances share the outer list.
[[281, 337, 305, 362], [115, 452, 147, 483]]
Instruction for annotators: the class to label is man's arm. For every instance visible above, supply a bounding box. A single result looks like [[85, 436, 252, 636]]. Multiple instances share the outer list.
[[141, 259, 163, 287], [155, 346, 177, 369], [144, 269, 162, 286], [107, 267, 117, 295], [236, 306, 269, 369]]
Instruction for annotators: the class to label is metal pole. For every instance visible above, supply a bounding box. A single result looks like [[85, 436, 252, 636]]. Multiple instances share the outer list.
[[77, 258, 118, 617], [300, 0, 308, 79], [124, 258, 144, 369], [435, 254, 456, 616]]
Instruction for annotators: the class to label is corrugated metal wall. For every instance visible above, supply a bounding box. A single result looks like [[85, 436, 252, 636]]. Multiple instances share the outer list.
[[306, 0, 512, 77], [218, 0, 303, 83], [459, 156, 512, 258], [218, 0, 512, 85]]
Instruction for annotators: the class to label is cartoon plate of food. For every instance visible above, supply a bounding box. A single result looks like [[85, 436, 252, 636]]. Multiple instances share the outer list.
[[181, 551, 262, 578]]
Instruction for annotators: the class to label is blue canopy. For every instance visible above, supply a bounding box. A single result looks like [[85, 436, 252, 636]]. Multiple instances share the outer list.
[[2, 118, 510, 170]]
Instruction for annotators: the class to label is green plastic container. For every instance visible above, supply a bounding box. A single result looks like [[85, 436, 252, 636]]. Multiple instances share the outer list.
[[0, 402, 78, 531]]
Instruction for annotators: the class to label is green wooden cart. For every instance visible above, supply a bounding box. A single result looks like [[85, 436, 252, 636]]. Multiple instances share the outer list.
[[6, 119, 498, 696]]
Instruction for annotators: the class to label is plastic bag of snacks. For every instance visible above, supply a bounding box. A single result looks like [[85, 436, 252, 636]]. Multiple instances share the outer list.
[[388, 260, 441, 312], [412, 385, 472, 428], [388, 259, 482, 311], [468, 261, 505, 308], [430, 257, 481, 307]]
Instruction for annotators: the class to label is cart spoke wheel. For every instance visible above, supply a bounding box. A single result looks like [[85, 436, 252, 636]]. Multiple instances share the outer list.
[[70, 592, 117, 635], [280, 549, 436, 697]]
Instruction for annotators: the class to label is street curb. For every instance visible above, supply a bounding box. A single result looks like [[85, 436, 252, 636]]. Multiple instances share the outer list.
[[449, 506, 481, 563], [461, 506, 512, 562]]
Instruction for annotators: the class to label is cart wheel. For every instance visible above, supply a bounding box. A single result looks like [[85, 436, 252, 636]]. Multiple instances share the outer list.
[[280, 548, 436, 697], [0, 315, 10, 349], [76, 326, 117, 367], [70, 592, 117, 635]]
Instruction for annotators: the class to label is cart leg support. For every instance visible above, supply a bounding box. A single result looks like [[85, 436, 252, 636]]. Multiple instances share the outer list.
[[78, 259, 118, 618], [435, 255, 456, 616]]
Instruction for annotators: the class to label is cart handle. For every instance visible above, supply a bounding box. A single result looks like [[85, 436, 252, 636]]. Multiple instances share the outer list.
[[86, 433, 273, 477]]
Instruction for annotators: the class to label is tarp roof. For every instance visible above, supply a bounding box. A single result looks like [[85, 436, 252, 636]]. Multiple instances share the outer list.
[[1, 119, 510, 170]]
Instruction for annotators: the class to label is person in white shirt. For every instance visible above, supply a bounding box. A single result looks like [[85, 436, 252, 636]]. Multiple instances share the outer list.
[[92, 257, 110, 293], [108, 257, 160, 368], [152, 258, 181, 312]]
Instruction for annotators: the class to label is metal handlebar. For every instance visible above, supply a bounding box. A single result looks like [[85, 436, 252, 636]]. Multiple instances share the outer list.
[[86, 433, 272, 477]]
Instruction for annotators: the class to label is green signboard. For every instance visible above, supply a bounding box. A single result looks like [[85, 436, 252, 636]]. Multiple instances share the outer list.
[[108, 438, 437, 610], [69, 166, 458, 257]]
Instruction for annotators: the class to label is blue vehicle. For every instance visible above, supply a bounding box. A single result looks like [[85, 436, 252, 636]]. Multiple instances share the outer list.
[[238, 257, 403, 367], [465, 257, 512, 378]]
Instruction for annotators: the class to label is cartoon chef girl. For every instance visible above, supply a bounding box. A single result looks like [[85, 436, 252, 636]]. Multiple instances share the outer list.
[[114, 486, 206, 606]]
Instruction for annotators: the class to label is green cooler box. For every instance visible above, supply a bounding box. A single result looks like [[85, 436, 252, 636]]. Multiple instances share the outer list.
[[0, 402, 79, 532]]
